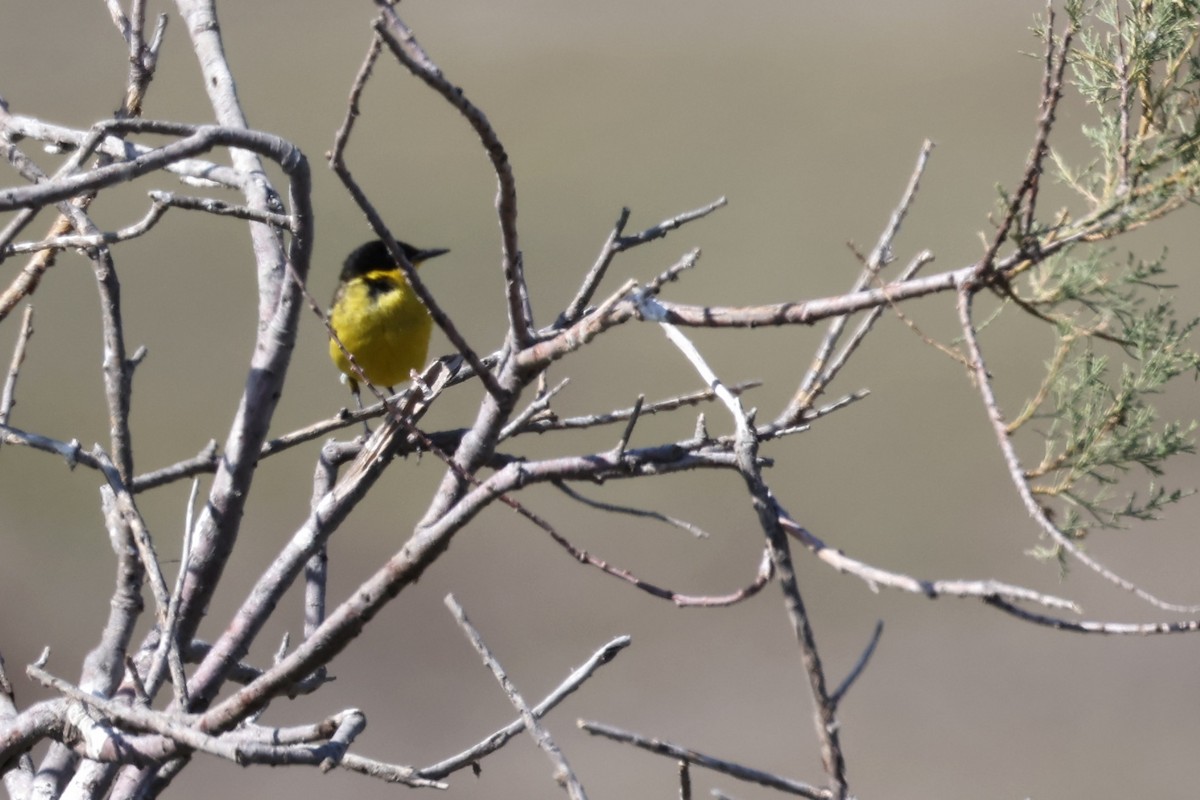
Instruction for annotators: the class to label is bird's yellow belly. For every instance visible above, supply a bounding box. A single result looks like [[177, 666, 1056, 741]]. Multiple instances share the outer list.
[[329, 282, 431, 389]]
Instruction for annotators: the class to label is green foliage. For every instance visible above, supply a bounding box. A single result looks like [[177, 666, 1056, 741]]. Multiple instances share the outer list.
[[1060, 0, 1200, 207], [1009, 2, 1200, 546]]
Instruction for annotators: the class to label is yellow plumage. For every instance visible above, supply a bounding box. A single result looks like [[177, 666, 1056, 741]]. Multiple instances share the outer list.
[[328, 239, 448, 398]]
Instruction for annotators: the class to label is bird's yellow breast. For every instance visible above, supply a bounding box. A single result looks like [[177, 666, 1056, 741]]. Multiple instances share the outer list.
[[328, 268, 432, 389]]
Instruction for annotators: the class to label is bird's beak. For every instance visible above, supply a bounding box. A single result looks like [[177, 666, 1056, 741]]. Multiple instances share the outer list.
[[416, 247, 449, 263]]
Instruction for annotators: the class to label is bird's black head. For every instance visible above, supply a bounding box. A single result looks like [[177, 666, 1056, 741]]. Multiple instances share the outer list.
[[339, 239, 449, 283]]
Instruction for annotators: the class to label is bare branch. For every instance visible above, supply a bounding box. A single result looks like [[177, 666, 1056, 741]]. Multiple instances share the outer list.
[[783, 173, 936, 419], [559, 207, 631, 327], [537, 510, 774, 607], [559, 198, 726, 327], [515, 380, 762, 436], [781, 516, 1081, 612], [984, 599, 1200, 635], [147, 190, 293, 228], [1, 113, 246, 191], [579, 721, 830, 800], [28, 659, 369, 771], [419, 635, 632, 780], [375, 5, 530, 347], [4, 199, 170, 254], [0, 303, 34, 425], [444, 595, 588, 800], [0, 120, 305, 214], [499, 378, 570, 439], [141, 479, 200, 707], [830, 621, 884, 706], [336, 754, 448, 788], [553, 481, 712, 539]]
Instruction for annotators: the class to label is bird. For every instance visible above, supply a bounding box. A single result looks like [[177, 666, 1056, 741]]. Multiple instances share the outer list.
[[327, 238, 449, 408]]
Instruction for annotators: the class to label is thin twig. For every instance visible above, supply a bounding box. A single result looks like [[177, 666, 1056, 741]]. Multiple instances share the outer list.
[[553, 481, 712, 539], [615, 197, 727, 251], [444, 595, 589, 800], [613, 394, 644, 458], [559, 207, 630, 327], [559, 198, 726, 327], [780, 140, 934, 426], [336, 753, 447, 788], [92, 450, 171, 611], [130, 441, 220, 493], [143, 479, 201, 705], [123, 657, 152, 707], [418, 635, 632, 780], [781, 248, 935, 430], [975, 7, 1073, 282], [579, 721, 829, 800], [148, 190, 293, 229], [4, 199, 170, 254], [329, 32, 382, 162], [868, 141, 935, 270], [499, 378, 569, 440], [829, 621, 883, 706], [780, 515, 1080, 611], [984, 598, 1200, 634], [0, 304, 34, 426], [536, 506, 774, 607], [515, 380, 761, 435]]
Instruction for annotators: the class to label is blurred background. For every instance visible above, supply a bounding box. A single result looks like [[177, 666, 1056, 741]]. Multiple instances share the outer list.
[[2, 1, 1199, 798]]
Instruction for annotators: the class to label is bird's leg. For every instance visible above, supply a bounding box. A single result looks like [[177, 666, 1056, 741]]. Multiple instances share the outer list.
[[350, 380, 372, 437]]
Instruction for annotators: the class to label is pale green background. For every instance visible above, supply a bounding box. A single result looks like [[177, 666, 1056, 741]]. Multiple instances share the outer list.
[[2, 2, 1199, 799]]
